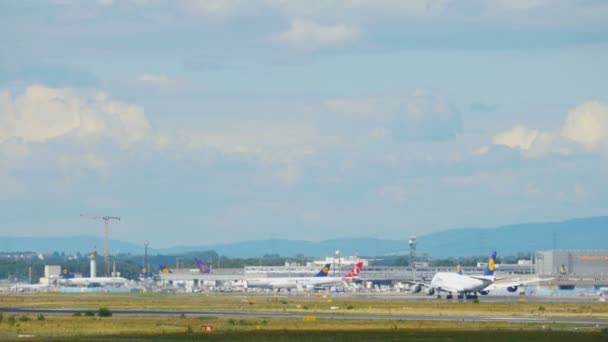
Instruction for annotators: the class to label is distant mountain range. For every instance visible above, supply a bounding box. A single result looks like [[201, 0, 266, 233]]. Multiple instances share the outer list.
[[1, 216, 607, 258]]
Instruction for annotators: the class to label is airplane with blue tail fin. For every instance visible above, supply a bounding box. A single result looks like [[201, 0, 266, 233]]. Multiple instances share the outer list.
[[315, 263, 331, 277], [159, 265, 172, 274], [402, 251, 549, 301], [58, 267, 127, 286], [245, 262, 362, 291], [60, 268, 75, 279], [140, 266, 153, 279]]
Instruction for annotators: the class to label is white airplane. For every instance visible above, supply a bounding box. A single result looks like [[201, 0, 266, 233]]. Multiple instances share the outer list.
[[10, 283, 53, 292], [55, 267, 128, 287], [58, 277, 128, 286], [404, 252, 547, 300], [245, 262, 363, 291]]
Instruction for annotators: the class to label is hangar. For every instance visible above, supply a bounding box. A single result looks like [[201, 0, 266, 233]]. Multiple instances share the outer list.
[[535, 250, 608, 275]]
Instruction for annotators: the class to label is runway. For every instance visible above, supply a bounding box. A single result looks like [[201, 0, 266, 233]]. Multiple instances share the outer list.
[[334, 293, 606, 303], [2, 307, 607, 326]]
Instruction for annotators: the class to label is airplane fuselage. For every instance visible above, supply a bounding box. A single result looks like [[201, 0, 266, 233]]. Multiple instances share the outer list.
[[58, 277, 128, 286], [430, 272, 493, 294], [246, 276, 344, 289]]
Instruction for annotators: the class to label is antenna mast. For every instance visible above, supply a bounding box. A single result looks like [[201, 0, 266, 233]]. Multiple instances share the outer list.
[[81, 214, 121, 277]]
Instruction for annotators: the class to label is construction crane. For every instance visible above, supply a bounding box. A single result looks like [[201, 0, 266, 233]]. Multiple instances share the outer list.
[[80, 214, 120, 277]]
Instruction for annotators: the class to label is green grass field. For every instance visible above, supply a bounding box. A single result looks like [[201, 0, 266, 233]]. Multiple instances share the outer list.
[[0, 314, 606, 341], [1, 293, 607, 341], [2, 292, 608, 318]]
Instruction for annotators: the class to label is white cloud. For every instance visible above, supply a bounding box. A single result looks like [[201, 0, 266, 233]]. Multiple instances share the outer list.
[[0, 85, 151, 148], [493, 101, 608, 158], [493, 125, 540, 150], [472, 145, 490, 156], [326, 90, 461, 141], [272, 19, 359, 51], [138, 74, 170, 83], [562, 101, 608, 151], [493, 125, 558, 158], [179, 115, 323, 164]]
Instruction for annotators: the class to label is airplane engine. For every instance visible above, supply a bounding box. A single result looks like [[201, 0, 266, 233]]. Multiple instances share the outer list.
[[412, 284, 422, 293], [507, 286, 518, 293], [478, 290, 489, 295], [425, 287, 435, 295]]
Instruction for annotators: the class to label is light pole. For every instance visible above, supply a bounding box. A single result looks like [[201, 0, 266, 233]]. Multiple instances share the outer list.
[[335, 250, 341, 277]]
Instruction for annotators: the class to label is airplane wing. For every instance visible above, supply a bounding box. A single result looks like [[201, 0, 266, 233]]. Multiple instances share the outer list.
[[484, 277, 552, 291], [396, 281, 431, 293]]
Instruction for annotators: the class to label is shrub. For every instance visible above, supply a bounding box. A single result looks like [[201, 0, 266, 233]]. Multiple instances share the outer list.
[[19, 315, 30, 322], [7, 315, 16, 326], [36, 313, 45, 321], [84, 311, 95, 317], [0, 312, 3, 323], [186, 325, 193, 334], [180, 313, 186, 319], [97, 307, 112, 317], [346, 305, 354, 310], [538, 306, 546, 312], [228, 319, 236, 325], [72, 312, 82, 317]]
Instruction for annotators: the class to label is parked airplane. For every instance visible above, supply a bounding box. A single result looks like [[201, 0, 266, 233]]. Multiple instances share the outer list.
[[405, 252, 546, 300], [57, 268, 127, 286], [58, 276, 128, 286], [10, 283, 52, 292], [245, 262, 363, 291]]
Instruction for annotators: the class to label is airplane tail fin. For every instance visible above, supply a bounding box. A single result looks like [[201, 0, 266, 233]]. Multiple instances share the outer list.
[[315, 263, 331, 277], [140, 266, 152, 278], [483, 251, 497, 276], [456, 263, 462, 275], [60, 268, 75, 279], [344, 262, 363, 279], [159, 265, 172, 274], [195, 257, 210, 274]]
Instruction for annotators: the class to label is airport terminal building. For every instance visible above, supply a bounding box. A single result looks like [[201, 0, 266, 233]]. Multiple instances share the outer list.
[[535, 250, 608, 275]]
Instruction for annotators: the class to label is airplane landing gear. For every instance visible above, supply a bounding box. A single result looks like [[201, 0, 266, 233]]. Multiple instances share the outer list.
[[446, 294, 453, 300]]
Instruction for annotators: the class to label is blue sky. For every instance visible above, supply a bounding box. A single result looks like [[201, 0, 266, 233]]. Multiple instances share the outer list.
[[1, 0, 608, 249]]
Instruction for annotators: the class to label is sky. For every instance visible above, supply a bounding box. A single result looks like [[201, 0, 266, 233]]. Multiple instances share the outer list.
[[1, 0, 608, 249]]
